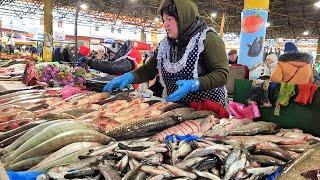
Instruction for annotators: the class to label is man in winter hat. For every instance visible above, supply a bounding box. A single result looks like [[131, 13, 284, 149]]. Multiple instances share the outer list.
[[284, 42, 298, 53]]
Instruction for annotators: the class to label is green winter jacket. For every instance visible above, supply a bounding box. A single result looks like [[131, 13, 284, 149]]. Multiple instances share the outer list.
[[133, 0, 228, 91]]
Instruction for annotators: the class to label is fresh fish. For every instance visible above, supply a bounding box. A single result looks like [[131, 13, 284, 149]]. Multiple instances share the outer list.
[[0, 129, 28, 148], [134, 171, 147, 180], [122, 164, 142, 180], [61, 108, 95, 118], [140, 165, 172, 177], [252, 155, 286, 166], [34, 148, 99, 172], [158, 103, 185, 112], [144, 100, 161, 106], [10, 129, 112, 164], [177, 141, 192, 159], [223, 153, 246, 180], [194, 154, 223, 171], [278, 144, 313, 153], [193, 169, 221, 180], [0, 120, 46, 142], [228, 121, 277, 136], [148, 174, 165, 180], [225, 149, 241, 170], [3, 121, 92, 164], [48, 156, 102, 173], [2, 120, 66, 154], [36, 112, 76, 120], [176, 157, 207, 170], [64, 167, 98, 179], [115, 155, 129, 172], [199, 115, 219, 132], [141, 153, 163, 164], [116, 150, 156, 160], [254, 147, 296, 162], [143, 147, 168, 153], [118, 142, 149, 151], [106, 116, 179, 140], [98, 164, 121, 180], [161, 164, 197, 179], [246, 166, 278, 175], [184, 144, 231, 160], [90, 142, 119, 156], [161, 108, 195, 117], [32, 142, 101, 169], [6, 155, 48, 171]]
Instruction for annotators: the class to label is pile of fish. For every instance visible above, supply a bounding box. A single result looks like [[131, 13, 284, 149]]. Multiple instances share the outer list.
[[0, 62, 26, 80], [35, 135, 320, 180], [1, 88, 320, 179], [0, 120, 113, 171]]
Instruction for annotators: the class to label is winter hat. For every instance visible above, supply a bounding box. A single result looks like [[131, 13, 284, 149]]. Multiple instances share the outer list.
[[284, 42, 298, 53]]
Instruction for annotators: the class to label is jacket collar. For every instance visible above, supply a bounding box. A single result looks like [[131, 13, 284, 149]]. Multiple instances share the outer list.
[[278, 52, 311, 63]]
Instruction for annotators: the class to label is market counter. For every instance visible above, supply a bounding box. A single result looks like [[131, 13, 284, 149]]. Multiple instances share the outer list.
[[233, 79, 320, 137]]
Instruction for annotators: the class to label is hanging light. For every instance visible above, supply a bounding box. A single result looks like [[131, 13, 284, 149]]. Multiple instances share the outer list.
[[266, 22, 270, 27], [80, 3, 88, 10], [315, 1, 320, 8], [211, 12, 217, 18], [303, 31, 309, 36]]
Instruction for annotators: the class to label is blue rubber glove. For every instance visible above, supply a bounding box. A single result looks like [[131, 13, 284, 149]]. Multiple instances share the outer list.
[[166, 79, 200, 102], [7, 171, 43, 180], [103, 72, 134, 92]]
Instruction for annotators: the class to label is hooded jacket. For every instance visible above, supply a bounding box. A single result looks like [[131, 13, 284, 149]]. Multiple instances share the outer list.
[[270, 52, 314, 84], [133, 0, 228, 91]]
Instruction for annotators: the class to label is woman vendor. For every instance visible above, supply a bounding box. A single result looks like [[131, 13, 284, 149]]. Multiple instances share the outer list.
[[104, 0, 229, 106]]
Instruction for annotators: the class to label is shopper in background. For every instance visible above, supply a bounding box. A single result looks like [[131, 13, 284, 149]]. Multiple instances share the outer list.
[[83, 41, 138, 75], [259, 53, 278, 80], [270, 42, 314, 84], [104, 0, 228, 106], [228, 49, 238, 65]]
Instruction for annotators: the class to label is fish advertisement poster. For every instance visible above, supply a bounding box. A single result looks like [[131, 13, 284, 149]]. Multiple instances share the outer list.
[[238, 9, 269, 79]]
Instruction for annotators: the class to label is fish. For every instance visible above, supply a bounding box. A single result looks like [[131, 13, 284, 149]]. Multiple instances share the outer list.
[[140, 165, 172, 177], [142, 153, 163, 164], [144, 100, 162, 106], [226, 135, 306, 146], [2, 120, 66, 154], [246, 166, 278, 175], [254, 147, 297, 162], [225, 149, 241, 170], [31, 142, 101, 170], [277, 145, 320, 180], [106, 116, 179, 140], [89, 142, 119, 156], [115, 155, 129, 172], [6, 155, 48, 171], [0, 129, 28, 148], [228, 121, 277, 136], [278, 144, 314, 153], [61, 108, 95, 118], [158, 103, 186, 112], [2, 121, 92, 164], [177, 141, 193, 159], [36, 112, 76, 120], [252, 155, 286, 166], [184, 144, 231, 160], [0, 120, 46, 142], [9, 129, 112, 164], [161, 164, 197, 179], [98, 164, 121, 180], [116, 150, 156, 160], [175, 157, 207, 170], [122, 163, 143, 180], [223, 153, 246, 180], [194, 154, 223, 171], [0, 111, 35, 122], [48, 156, 102, 173], [161, 108, 195, 117], [193, 169, 221, 180], [64, 167, 98, 179], [152, 120, 201, 142]]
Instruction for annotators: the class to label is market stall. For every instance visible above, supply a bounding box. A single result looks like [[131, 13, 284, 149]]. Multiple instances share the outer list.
[[0, 61, 319, 179]]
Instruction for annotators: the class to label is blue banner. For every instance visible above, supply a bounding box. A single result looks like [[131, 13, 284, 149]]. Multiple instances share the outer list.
[[238, 9, 269, 79]]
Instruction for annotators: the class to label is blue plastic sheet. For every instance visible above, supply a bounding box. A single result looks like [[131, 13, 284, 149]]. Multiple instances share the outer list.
[[7, 171, 43, 180]]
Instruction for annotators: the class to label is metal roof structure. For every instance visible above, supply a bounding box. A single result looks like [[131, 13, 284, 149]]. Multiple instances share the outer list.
[[0, 0, 320, 39]]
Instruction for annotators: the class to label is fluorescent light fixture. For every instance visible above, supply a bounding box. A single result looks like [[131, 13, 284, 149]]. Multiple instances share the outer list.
[[211, 12, 217, 18], [303, 31, 309, 36], [315, 1, 320, 8], [80, 3, 88, 10]]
